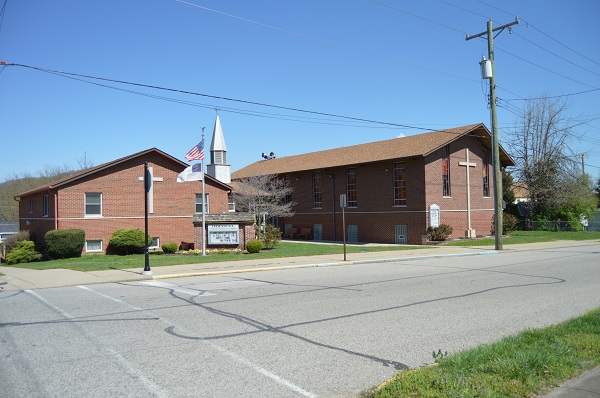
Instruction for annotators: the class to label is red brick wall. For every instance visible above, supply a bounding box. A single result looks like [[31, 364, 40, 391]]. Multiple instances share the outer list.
[[17, 191, 57, 242], [278, 136, 497, 244], [424, 135, 495, 238], [19, 152, 231, 252]]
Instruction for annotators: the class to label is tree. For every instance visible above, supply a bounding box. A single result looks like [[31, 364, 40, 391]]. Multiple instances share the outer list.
[[232, 174, 295, 233], [507, 94, 596, 222], [0, 160, 94, 222], [502, 168, 519, 218]]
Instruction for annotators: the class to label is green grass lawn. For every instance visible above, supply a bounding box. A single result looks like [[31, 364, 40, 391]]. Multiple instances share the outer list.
[[3, 231, 599, 272], [445, 230, 600, 246], [5, 241, 419, 272], [365, 307, 600, 397]]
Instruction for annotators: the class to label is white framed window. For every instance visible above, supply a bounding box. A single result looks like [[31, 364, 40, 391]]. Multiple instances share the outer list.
[[85, 240, 102, 253], [42, 195, 49, 217], [195, 193, 209, 213], [85, 193, 102, 217], [29, 198, 33, 213], [228, 193, 235, 212], [150, 237, 160, 248]]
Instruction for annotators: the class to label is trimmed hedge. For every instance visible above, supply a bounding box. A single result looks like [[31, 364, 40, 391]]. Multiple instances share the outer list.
[[6, 241, 42, 265], [45, 229, 85, 259], [246, 239, 263, 254], [107, 229, 152, 255], [161, 241, 178, 254]]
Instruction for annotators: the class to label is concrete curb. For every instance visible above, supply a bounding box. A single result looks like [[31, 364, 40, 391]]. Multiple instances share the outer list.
[[151, 250, 498, 280]]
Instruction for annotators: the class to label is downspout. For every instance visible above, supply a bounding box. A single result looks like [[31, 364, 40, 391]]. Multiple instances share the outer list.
[[54, 191, 58, 230]]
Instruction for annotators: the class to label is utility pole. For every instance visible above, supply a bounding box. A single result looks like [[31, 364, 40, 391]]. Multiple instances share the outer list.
[[466, 17, 519, 251]]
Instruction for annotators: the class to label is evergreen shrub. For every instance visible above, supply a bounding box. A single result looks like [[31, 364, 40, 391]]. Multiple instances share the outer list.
[[161, 241, 178, 254], [107, 229, 151, 255], [45, 229, 85, 259], [427, 223, 453, 241], [1, 230, 30, 257], [491, 212, 521, 234], [6, 241, 42, 265], [262, 225, 282, 249], [246, 239, 263, 254]]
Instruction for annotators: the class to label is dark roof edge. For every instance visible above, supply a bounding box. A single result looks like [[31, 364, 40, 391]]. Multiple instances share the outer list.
[[15, 148, 232, 198]]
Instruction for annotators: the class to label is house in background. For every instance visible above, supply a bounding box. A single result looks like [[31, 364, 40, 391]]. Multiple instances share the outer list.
[[233, 123, 515, 245], [0, 221, 19, 244]]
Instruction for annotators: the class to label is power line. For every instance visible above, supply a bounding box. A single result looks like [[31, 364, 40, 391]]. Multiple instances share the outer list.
[[474, 0, 600, 67], [0, 0, 8, 34], [513, 31, 600, 78], [6, 63, 438, 131], [175, 0, 478, 84], [369, 0, 465, 34], [505, 88, 600, 102], [4, 63, 502, 143], [40, 67, 403, 128], [435, 0, 490, 19], [495, 45, 598, 89]]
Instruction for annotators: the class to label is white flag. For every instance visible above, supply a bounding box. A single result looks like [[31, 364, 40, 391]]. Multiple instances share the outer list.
[[177, 163, 203, 182]]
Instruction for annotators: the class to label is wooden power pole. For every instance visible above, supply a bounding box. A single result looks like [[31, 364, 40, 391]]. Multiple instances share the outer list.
[[466, 18, 519, 251]]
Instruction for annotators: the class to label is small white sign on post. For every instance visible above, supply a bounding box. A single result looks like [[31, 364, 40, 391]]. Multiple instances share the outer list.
[[429, 204, 440, 228], [340, 194, 347, 208]]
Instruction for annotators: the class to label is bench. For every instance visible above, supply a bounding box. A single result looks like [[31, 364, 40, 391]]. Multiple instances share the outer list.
[[285, 228, 298, 239], [297, 228, 312, 240]]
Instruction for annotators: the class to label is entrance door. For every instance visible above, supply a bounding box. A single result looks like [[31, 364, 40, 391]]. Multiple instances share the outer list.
[[347, 224, 358, 243], [313, 224, 322, 241], [395, 225, 408, 244]]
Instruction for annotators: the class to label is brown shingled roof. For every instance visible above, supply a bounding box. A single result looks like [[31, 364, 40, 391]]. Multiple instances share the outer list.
[[15, 148, 231, 198], [232, 123, 514, 178]]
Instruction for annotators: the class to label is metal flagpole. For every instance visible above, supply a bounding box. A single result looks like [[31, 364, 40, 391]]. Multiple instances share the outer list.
[[201, 130, 206, 256]]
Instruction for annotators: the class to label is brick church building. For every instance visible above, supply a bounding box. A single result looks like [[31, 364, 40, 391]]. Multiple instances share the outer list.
[[233, 123, 514, 245], [15, 116, 256, 253]]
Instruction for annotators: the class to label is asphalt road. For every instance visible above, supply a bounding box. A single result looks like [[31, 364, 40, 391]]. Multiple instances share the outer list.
[[1, 244, 599, 397]]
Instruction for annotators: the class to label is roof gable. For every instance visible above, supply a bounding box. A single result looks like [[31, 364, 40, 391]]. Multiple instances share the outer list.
[[233, 124, 514, 178], [16, 148, 231, 198]]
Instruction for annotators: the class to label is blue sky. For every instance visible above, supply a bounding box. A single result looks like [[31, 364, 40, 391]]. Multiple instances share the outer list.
[[1, 0, 599, 182]]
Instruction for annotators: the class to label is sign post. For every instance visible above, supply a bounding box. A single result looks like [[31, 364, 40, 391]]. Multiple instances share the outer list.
[[141, 161, 153, 275], [340, 194, 347, 261]]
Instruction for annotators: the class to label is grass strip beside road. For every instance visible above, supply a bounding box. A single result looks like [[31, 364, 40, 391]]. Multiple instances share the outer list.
[[445, 230, 600, 246], [7, 241, 419, 272], [366, 307, 600, 398]]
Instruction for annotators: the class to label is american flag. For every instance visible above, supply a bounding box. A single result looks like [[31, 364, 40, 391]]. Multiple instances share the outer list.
[[185, 140, 204, 161]]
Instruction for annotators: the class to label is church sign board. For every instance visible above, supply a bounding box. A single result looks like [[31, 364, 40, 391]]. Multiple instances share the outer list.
[[208, 224, 239, 245]]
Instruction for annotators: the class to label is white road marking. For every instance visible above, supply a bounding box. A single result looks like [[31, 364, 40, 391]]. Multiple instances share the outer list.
[[139, 280, 216, 296], [25, 289, 168, 398], [80, 285, 317, 397]]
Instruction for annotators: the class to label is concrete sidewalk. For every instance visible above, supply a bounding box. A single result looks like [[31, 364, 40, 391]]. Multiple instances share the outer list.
[[0, 243, 497, 290], [0, 239, 596, 291], [1, 239, 598, 397]]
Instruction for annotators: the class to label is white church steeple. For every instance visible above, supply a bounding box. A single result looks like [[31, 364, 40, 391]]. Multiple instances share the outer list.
[[206, 114, 231, 183]]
